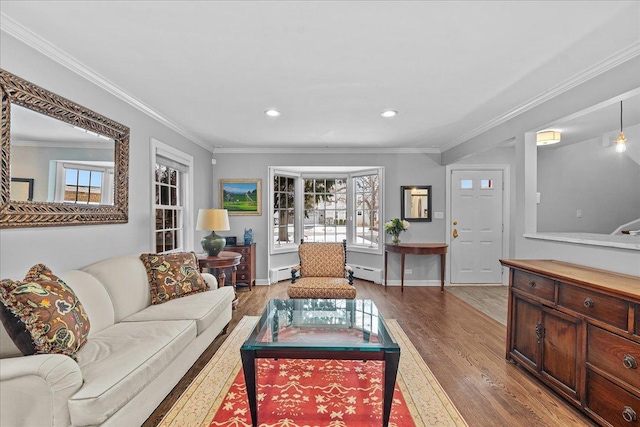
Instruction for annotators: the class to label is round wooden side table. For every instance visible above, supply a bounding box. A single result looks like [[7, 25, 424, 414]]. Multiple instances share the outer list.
[[197, 251, 242, 308]]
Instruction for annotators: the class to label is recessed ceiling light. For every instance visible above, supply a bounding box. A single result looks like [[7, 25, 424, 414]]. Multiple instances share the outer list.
[[265, 109, 281, 117], [381, 110, 398, 118]]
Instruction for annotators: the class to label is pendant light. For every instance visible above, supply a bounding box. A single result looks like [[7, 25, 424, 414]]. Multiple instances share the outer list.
[[615, 101, 627, 153]]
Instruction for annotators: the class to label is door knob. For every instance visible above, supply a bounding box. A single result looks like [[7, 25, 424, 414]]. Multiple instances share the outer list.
[[452, 229, 458, 238], [453, 220, 458, 225]]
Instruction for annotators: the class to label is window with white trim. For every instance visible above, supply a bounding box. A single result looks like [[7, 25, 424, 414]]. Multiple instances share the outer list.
[[269, 167, 383, 254], [53, 161, 114, 205], [151, 139, 194, 254]]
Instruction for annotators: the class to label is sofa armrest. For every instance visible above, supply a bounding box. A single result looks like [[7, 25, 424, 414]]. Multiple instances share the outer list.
[[1, 354, 83, 427], [202, 272, 219, 289], [291, 265, 301, 283]]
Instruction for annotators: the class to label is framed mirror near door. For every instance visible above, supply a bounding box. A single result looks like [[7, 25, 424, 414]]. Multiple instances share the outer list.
[[401, 185, 432, 222]]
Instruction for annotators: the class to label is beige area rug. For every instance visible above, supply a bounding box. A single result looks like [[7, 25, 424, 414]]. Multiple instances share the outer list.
[[159, 316, 468, 427]]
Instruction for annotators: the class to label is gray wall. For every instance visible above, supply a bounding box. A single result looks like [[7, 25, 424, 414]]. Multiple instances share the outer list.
[[212, 152, 448, 284], [0, 34, 214, 279], [11, 145, 114, 202], [537, 124, 640, 233], [444, 56, 640, 276]]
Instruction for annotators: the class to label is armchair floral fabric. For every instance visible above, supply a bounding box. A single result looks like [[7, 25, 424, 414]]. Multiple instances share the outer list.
[[288, 240, 356, 299]]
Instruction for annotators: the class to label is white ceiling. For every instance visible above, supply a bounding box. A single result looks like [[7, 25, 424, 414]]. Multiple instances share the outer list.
[[1, 1, 639, 153]]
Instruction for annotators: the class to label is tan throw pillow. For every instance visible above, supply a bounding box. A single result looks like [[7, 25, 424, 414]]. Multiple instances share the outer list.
[[140, 252, 209, 305], [0, 264, 91, 359]]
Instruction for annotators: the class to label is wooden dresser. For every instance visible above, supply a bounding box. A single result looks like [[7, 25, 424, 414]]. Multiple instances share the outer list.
[[500, 259, 640, 427], [224, 243, 256, 290]]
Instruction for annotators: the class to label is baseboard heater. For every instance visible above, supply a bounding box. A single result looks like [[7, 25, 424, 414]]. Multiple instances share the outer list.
[[269, 266, 295, 284], [350, 264, 383, 284]]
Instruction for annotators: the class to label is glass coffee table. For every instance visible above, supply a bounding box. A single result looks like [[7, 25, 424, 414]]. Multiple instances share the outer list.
[[240, 298, 400, 427]]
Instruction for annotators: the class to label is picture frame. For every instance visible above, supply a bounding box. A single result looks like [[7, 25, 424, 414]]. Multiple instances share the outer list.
[[10, 178, 34, 202], [220, 179, 262, 216]]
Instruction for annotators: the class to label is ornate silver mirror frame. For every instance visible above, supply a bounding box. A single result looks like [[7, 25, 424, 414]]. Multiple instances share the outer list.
[[1, 69, 129, 228]]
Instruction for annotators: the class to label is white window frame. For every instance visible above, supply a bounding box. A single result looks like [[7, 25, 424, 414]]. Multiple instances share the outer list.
[[53, 160, 114, 204], [269, 166, 384, 255], [150, 138, 194, 253]]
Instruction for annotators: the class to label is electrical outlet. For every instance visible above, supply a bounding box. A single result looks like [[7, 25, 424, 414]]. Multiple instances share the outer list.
[[576, 209, 582, 218], [405, 269, 412, 275]]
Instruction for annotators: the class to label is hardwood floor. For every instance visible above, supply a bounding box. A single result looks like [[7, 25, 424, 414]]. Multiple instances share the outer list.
[[143, 280, 596, 427], [446, 285, 508, 325]]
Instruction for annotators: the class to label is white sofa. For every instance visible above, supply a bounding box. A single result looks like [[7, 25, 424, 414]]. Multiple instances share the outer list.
[[0, 254, 235, 427]]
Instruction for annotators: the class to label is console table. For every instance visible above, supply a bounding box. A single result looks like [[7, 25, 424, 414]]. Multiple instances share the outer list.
[[197, 251, 242, 308], [384, 243, 448, 292]]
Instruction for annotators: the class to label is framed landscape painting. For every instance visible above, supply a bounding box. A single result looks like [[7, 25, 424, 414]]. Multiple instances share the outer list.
[[220, 179, 262, 216]]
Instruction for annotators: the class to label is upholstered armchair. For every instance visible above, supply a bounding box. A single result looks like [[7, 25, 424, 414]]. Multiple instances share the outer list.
[[288, 239, 356, 299]]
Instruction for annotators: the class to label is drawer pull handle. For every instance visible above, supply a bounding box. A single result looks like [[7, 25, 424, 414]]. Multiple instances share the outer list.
[[622, 406, 637, 422], [535, 323, 543, 343], [529, 281, 536, 288], [623, 354, 638, 369], [583, 298, 594, 308]]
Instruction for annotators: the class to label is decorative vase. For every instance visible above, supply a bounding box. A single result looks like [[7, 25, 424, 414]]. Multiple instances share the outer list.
[[392, 234, 400, 245], [244, 228, 253, 245]]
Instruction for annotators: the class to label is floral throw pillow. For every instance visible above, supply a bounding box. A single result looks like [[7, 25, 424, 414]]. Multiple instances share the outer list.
[[0, 264, 91, 358], [140, 252, 209, 305]]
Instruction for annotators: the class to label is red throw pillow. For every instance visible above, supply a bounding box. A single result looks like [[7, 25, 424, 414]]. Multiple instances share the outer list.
[[140, 252, 209, 305], [0, 264, 91, 358]]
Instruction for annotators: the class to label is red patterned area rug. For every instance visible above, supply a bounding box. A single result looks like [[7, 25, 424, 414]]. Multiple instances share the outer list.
[[159, 316, 468, 427]]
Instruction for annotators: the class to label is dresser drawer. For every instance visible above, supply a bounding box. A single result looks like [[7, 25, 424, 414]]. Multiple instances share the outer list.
[[586, 370, 639, 427], [236, 272, 251, 282], [237, 263, 248, 271], [636, 305, 639, 337], [512, 270, 555, 301], [558, 284, 628, 330], [588, 325, 640, 390]]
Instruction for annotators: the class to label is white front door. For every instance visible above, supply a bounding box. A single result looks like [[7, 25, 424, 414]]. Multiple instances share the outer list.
[[450, 170, 503, 283]]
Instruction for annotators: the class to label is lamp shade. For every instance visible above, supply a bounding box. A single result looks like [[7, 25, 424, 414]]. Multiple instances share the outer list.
[[196, 209, 230, 231], [536, 131, 561, 146]]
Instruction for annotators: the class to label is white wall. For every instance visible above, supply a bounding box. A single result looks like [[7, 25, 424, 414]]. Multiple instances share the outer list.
[[213, 152, 447, 284], [0, 34, 214, 279]]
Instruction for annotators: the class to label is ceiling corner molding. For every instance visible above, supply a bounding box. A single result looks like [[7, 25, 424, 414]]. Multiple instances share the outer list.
[[1, 13, 213, 153], [440, 41, 640, 153], [214, 146, 440, 155]]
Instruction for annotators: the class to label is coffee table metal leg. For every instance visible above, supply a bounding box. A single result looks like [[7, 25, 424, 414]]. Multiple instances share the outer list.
[[240, 349, 258, 427], [383, 351, 400, 427]]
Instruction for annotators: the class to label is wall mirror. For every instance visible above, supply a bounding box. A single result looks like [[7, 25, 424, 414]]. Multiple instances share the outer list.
[[1, 69, 129, 228], [401, 185, 432, 222]]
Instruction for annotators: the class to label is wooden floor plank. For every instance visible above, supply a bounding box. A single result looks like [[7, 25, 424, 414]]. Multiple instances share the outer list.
[[143, 280, 595, 427]]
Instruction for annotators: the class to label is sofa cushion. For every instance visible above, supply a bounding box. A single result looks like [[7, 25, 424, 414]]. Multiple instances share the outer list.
[[139, 252, 209, 305], [70, 319, 196, 426], [60, 270, 116, 336], [81, 255, 151, 322], [122, 286, 234, 335], [0, 265, 90, 359]]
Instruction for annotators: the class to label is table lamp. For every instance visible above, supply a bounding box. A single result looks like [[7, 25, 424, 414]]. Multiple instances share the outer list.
[[196, 209, 230, 256]]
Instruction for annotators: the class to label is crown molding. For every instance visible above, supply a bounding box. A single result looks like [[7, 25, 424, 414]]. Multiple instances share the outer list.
[[440, 41, 640, 152], [213, 146, 440, 154], [1, 13, 213, 153]]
